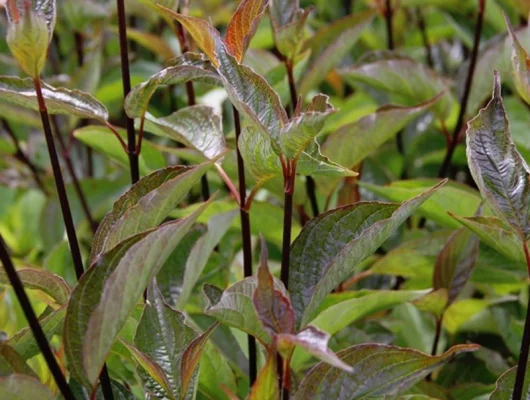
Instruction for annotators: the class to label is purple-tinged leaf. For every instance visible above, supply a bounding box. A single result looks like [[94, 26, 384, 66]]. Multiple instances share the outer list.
[[0, 374, 55, 400]]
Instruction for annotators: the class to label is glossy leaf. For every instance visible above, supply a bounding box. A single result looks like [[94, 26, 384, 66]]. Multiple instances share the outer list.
[[248, 352, 279, 400], [293, 344, 479, 399], [490, 363, 530, 399], [466, 72, 530, 239], [433, 228, 479, 305], [83, 201, 211, 386], [0, 374, 55, 400], [143, 105, 226, 161], [505, 15, 530, 105], [0, 343, 36, 377], [290, 181, 445, 327], [0, 268, 69, 306], [0, 76, 108, 121]]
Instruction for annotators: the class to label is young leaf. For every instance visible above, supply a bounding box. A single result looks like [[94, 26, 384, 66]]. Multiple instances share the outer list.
[[269, 0, 310, 59], [253, 237, 295, 335], [225, 0, 269, 62], [277, 326, 353, 372], [293, 344, 479, 399], [0, 268, 70, 306], [466, 72, 530, 239], [433, 228, 479, 305], [505, 15, 530, 105], [490, 363, 530, 399], [0, 76, 109, 121], [83, 200, 212, 387], [0, 374, 55, 400], [248, 351, 279, 400], [290, 181, 445, 328], [0, 343, 37, 377]]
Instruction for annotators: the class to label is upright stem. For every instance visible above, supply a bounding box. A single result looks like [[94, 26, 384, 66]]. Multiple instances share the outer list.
[[384, 0, 394, 51], [233, 107, 257, 384], [430, 316, 442, 356], [438, 0, 485, 178], [512, 240, 530, 400], [0, 236, 75, 400], [116, 0, 140, 184], [280, 161, 295, 289], [416, 8, 434, 67]]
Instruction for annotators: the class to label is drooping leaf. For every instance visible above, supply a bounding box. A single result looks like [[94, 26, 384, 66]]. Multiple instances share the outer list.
[[91, 162, 213, 259], [433, 228, 479, 305], [466, 72, 530, 239], [340, 53, 453, 120], [142, 105, 226, 161], [318, 95, 443, 195], [490, 363, 530, 399], [0, 76, 108, 121], [225, 0, 268, 62], [248, 351, 279, 400], [0, 374, 55, 400], [505, 15, 530, 105], [290, 181, 445, 328], [293, 344, 479, 400], [253, 237, 295, 336], [278, 326, 353, 372], [0, 268, 69, 306], [83, 200, 212, 386], [298, 10, 375, 96], [0, 343, 36, 377]]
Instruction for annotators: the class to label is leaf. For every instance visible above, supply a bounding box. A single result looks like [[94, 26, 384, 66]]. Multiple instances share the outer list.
[[176, 211, 237, 309], [433, 228, 479, 305], [0, 374, 55, 400], [142, 105, 226, 161], [293, 344, 479, 400], [91, 162, 213, 259], [248, 351, 279, 400], [278, 326, 353, 372], [82, 200, 212, 386], [0, 76, 108, 121], [290, 181, 445, 328], [253, 237, 295, 336], [0, 343, 36, 377], [466, 72, 530, 239], [180, 323, 219, 400], [270, 0, 310, 59], [490, 363, 530, 399], [505, 15, 530, 105], [125, 53, 221, 119], [225, 0, 268, 62], [298, 10, 375, 96], [411, 289, 449, 319], [0, 268, 69, 306], [340, 53, 453, 120], [318, 95, 443, 196], [110, 26, 175, 60], [198, 341, 238, 400]]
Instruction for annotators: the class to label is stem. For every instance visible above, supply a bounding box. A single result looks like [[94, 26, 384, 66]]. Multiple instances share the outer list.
[[280, 161, 296, 289], [416, 8, 434, 67], [512, 240, 530, 400], [233, 107, 257, 385], [431, 316, 442, 356], [2, 118, 47, 193], [74, 31, 84, 67], [116, 0, 140, 184], [0, 236, 76, 400], [384, 0, 394, 50], [438, 0, 485, 178]]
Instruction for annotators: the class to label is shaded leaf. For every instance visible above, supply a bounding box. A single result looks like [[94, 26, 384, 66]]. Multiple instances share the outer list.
[[0, 343, 36, 377], [505, 15, 530, 105], [198, 341, 238, 400], [490, 363, 530, 399], [290, 181, 445, 328], [0, 76, 108, 121], [249, 351, 279, 400], [466, 72, 530, 239], [293, 344, 479, 400], [0, 374, 54, 400]]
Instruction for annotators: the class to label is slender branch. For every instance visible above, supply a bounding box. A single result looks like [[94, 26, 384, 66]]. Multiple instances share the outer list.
[[431, 316, 442, 356], [416, 8, 434, 67], [233, 107, 257, 385], [0, 236, 76, 400], [2, 119, 47, 193], [438, 0, 485, 178], [74, 31, 84, 67], [384, 0, 394, 50], [280, 160, 296, 289], [513, 240, 530, 400], [116, 0, 140, 184]]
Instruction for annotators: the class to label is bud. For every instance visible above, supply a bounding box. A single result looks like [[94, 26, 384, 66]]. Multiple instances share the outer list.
[[5, 0, 57, 78]]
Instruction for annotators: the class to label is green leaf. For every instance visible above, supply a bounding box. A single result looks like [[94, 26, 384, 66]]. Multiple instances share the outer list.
[[142, 105, 226, 161], [505, 15, 530, 105], [270, 0, 310, 59], [293, 344, 479, 399], [0, 374, 55, 400], [290, 181, 445, 328], [176, 211, 237, 309], [433, 228, 479, 305], [490, 363, 530, 399], [0, 268, 70, 306], [91, 162, 212, 259], [319, 95, 443, 195], [298, 10, 375, 96], [110, 26, 175, 61], [0, 343, 36, 377], [0, 76, 108, 121], [83, 200, 212, 386], [360, 179, 483, 228], [73, 125, 165, 177], [249, 351, 279, 400], [125, 53, 221, 119], [198, 341, 237, 400], [466, 71, 530, 239], [340, 53, 453, 120]]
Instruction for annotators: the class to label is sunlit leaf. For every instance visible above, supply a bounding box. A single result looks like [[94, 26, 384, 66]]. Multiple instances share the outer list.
[[505, 15, 530, 105], [248, 351, 279, 400], [198, 341, 237, 400], [0, 343, 36, 377], [0, 374, 55, 400]]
